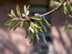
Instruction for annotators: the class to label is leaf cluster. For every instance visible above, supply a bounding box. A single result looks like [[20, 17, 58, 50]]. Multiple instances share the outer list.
[[4, 5, 51, 43]]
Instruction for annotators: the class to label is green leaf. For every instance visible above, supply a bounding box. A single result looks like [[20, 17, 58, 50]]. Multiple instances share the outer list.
[[20, 21, 24, 27], [26, 5, 30, 14], [9, 21, 18, 30], [4, 19, 14, 26], [64, 7, 67, 14], [31, 16, 42, 20], [25, 22, 28, 38], [11, 9, 17, 18], [14, 22, 21, 30], [16, 5, 21, 18], [24, 5, 26, 15], [24, 5, 30, 15], [8, 14, 16, 18], [8, 20, 15, 26]]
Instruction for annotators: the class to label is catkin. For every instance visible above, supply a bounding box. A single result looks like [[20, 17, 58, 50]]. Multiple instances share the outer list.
[[29, 30, 34, 43], [35, 21, 43, 32], [39, 21, 47, 33], [43, 17, 51, 29], [36, 36, 39, 43], [35, 21, 47, 43], [30, 21, 39, 43], [31, 21, 41, 29], [42, 32, 47, 43]]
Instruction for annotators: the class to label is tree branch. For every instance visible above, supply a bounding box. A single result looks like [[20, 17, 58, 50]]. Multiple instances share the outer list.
[[20, 0, 66, 22], [40, 0, 66, 17], [21, 18, 30, 22]]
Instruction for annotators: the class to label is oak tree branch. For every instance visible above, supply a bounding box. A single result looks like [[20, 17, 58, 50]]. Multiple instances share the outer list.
[[40, 0, 66, 17]]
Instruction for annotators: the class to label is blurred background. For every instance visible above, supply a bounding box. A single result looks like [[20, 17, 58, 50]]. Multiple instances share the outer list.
[[0, 0, 72, 54]]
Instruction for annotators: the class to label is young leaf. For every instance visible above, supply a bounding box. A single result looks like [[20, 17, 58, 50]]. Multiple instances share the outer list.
[[20, 21, 24, 27], [11, 9, 17, 18], [4, 19, 14, 26], [14, 22, 21, 30], [8, 20, 15, 26], [25, 22, 28, 38], [8, 14, 16, 18], [26, 5, 30, 14], [22, 13, 25, 17], [9, 21, 18, 30], [31, 16, 42, 20], [16, 5, 21, 18], [24, 5, 26, 15], [26, 11, 29, 15]]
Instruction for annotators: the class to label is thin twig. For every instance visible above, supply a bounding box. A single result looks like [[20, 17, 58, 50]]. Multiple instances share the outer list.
[[40, 0, 66, 17], [21, 0, 66, 22], [22, 19, 30, 22]]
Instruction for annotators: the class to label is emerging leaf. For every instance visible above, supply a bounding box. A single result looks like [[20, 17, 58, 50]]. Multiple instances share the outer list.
[[26, 5, 30, 14], [8, 14, 16, 18], [4, 19, 15, 26], [8, 20, 15, 26], [16, 5, 21, 18], [11, 9, 17, 18], [25, 22, 28, 38], [24, 5, 26, 14], [24, 5, 30, 15], [26, 11, 29, 15], [9, 21, 18, 30], [14, 22, 21, 30], [31, 16, 42, 20], [20, 21, 24, 27], [22, 13, 25, 17]]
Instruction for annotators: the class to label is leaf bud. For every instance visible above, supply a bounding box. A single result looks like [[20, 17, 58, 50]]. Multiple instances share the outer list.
[[63, 2, 68, 7]]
